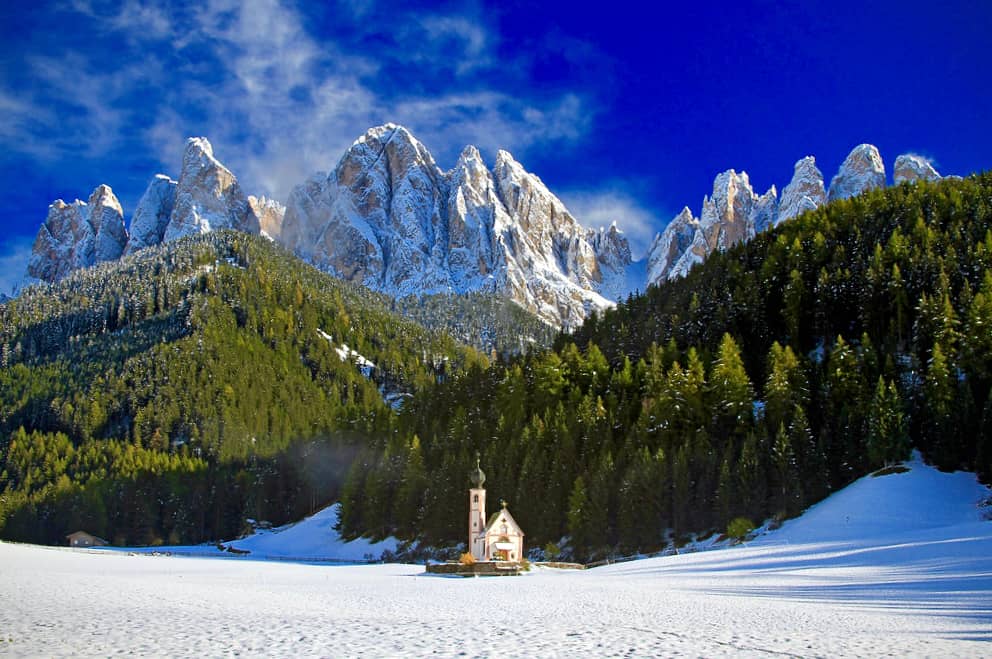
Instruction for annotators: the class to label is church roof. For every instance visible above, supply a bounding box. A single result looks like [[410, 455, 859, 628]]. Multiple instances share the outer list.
[[484, 505, 524, 537]]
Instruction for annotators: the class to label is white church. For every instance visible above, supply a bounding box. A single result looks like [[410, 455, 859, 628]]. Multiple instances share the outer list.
[[468, 454, 525, 562]]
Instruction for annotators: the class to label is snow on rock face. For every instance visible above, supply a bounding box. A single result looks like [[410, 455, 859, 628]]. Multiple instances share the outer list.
[[646, 207, 697, 284], [248, 195, 286, 240], [286, 124, 627, 328], [490, 148, 619, 327], [444, 145, 503, 291], [164, 137, 260, 241], [586, 223, 633, 301], [647, 171, 771, 286], [124, 175, 177, 255], [893, 153, 941, 184], [27, 185, 127, 283], [90, 185, 128, 265], [750, 185, 779, 236], [777, 156, 826, 225], [828, 144, 886, 202]]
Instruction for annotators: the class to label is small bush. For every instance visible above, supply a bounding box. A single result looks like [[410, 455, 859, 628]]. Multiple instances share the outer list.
[[519, 558, 531, 572], [726, 517, 755, 541], [459, 552, 476, 565], [543, 542, 562, 561]]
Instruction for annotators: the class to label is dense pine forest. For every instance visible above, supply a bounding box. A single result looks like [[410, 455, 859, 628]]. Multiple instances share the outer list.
[[338, 173, 992, 560], [0, 233, 487, 545], [4, 174, 991, 558]]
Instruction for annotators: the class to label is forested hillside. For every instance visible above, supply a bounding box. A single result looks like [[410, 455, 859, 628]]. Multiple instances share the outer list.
[[0, 232, 486, 545], [339, 173, 992, 560]]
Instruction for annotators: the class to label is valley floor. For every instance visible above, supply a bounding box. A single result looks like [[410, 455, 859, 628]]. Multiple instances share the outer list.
[[2, 456, 991, 657]]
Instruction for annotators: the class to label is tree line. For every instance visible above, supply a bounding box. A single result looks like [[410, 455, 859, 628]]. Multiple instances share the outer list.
[[338, 173, 992, 560]]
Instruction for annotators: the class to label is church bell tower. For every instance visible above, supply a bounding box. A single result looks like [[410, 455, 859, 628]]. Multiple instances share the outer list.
[[468, 452, 487, 560]]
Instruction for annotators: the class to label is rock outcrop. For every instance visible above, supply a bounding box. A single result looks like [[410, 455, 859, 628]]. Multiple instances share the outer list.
[[27, 185, 127, 282], [828, 144, 886, 202], [751, 186, 779, 235], [284, 124, 630, 328], [647, 170, 776, 283], [124, 175, 177, 255], [164, 137, 259, 241], [893, 154, 941, 184], [29, 138, 262, 281], [777, 156, 826, 226], [646, 207, 697, 284], [248, 196, 286, 240]]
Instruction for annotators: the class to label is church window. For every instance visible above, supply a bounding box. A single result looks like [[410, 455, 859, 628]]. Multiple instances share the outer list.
[[473, 495, 478, 503]]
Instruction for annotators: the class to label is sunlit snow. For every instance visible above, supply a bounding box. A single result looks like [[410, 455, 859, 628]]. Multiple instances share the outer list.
[[1, 454, 990, 656]]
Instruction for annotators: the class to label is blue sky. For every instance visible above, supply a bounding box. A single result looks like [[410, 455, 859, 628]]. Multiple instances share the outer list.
[[1, 0, 990, 293]]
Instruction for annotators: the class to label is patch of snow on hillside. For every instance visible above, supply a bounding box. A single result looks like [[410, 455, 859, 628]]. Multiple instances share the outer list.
[[316, 328, 376, 377]]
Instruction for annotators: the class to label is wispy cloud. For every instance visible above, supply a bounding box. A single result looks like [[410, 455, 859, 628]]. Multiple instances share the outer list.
[[561, 187, 666, 260], [0, 236, 34, 296], [1, 0, 596, 204]]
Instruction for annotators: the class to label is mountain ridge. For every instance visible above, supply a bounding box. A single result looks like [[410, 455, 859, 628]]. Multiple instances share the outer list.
[[23, 125, 945, 327]]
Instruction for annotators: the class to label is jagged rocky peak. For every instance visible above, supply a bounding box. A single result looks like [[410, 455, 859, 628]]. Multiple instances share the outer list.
[[283, 124, 625, 328], [828, 144, 886, 202], [331, 123, 448, 295], [646, 207, 698, 284], [751, 185, 779, 235], [445, 144, 502, 287], [893, 154, 941, 184], [89, 185, 128, 264], [699, 169, 757, 251], [777, 156, 826, 225], [27, 184, 127, 283], [125, 175, 177, 255], [164, 137, 260, 242], [248, 196, 286, 241]]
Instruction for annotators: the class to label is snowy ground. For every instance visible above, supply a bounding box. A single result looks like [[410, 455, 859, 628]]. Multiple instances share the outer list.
[[2, 455, 991, 657], [109, 504, 398, 563]]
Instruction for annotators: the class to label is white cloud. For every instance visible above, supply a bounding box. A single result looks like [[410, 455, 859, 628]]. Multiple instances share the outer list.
[[560, 188, 666, 260], [1, 0, 594, 207], [0, 236, 34, 296]]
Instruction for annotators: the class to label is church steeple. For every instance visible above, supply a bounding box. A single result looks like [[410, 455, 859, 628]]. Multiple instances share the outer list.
[[469, 451, 486, 489], [468, 452, 487, 561]]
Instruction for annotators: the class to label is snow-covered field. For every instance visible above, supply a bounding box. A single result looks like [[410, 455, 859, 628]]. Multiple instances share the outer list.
[[2, 455, 991, 657]]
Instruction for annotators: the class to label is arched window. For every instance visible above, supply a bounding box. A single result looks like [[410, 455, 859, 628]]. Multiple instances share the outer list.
[[473, 494, 479, 503]]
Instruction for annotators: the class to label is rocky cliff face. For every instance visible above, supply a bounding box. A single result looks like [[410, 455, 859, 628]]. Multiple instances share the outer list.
[[164, 138, 259, 241], [248, 196, 286, 240], [646, 207, 697, 285], [28, 185, 127, 282], [124, 175, 177, 256], [827, 144, 886, 202], [648, 170, 777, 282], [284, 124, 629, 328], [777, 157, 826, 226], [28, 138, 260, 281], [893, 154, 941, 184]]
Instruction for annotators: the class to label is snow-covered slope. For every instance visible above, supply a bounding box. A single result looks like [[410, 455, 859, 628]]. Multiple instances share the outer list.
[[1, 454, 988, 657]]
